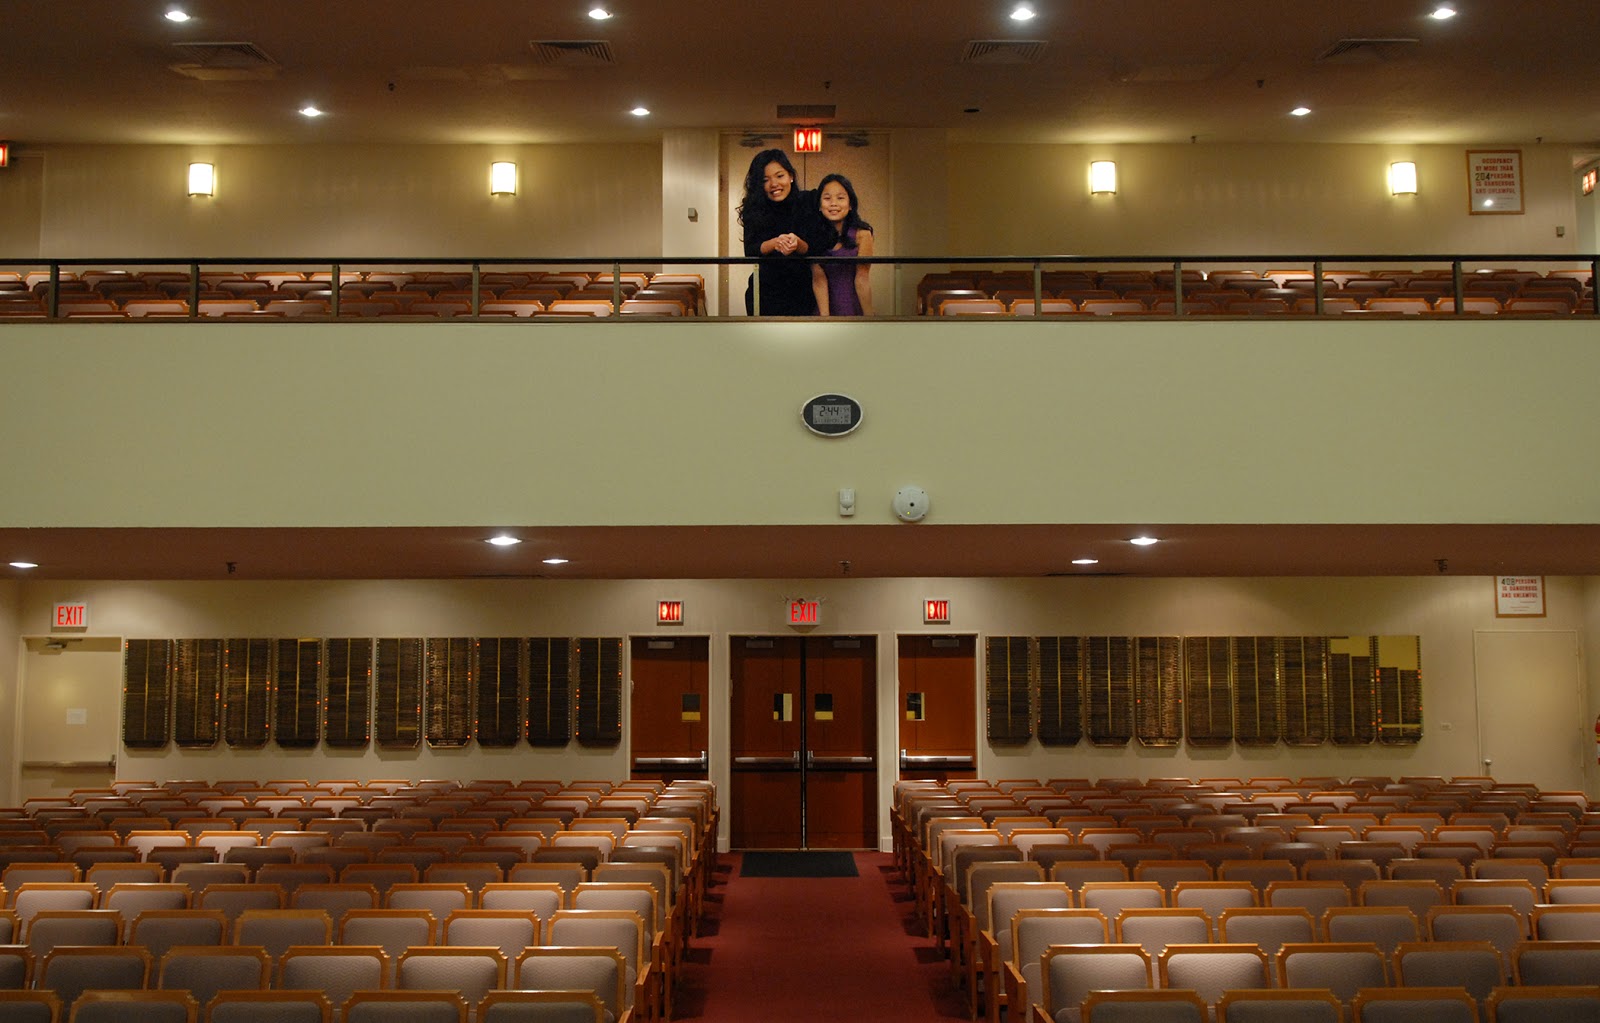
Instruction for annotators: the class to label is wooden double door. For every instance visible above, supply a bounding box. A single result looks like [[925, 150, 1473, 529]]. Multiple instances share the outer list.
[[729, 635, 877, 849]]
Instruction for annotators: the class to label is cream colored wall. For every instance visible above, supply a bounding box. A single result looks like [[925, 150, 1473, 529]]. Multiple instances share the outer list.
[[0, 152, 45, 258], [0, 582, 19, 804], [35, 144, 661, 258], [4, 575, 1593, 844], [4, 318, 1600, 530], [947, 143, 1582, 257]]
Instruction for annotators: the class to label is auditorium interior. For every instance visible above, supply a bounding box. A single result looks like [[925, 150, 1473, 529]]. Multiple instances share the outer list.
[[2, 1, 1600, 852]]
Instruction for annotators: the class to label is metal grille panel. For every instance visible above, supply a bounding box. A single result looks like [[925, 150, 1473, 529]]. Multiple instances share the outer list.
[[172, 638, 222, 748], [425, 637, 474, 748], [274, 639, 321, 748], [324, 638, 372, 749], [527, 637, 573, 747], [123, 639, 173, 749], [1135, 636, 1183, 746], [1036, 636, 1083, 746], [985, 636, 1033, 744], [1086, 636, 1134, 746], [475, 637, 524, 748], [376, 638, 424, 749], [574, 637, 622, 746]]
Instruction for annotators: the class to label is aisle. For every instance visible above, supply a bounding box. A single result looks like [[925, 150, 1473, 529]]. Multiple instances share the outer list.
[[674, 851, 965, 1023]]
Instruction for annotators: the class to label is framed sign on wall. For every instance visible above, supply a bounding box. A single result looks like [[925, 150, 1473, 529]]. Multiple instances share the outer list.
[[1467, 149, 1524, 214]]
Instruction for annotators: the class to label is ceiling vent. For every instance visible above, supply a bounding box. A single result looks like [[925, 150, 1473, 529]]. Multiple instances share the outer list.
[[169, 41, 280, 81], [1316, 37, 1420, 64], [776, 104, 836, 123], [961, 40, 1048, 65], [529, 40, 616, 66]]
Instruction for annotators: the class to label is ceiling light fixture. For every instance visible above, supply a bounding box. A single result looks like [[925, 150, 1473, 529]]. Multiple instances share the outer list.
[[1129, 536, 1160, 546], [1071, 558, 1099, 566], [629, 106, 650, 117], [1010, 3, 1037, 21], [1290, 106, 1312, 117], [8, 561, 38, 569], [299, 105, 325, 118], [1430, 5, 1457, 19], [164, 9, 191, 22], [588, 5, 613, 19], [542, 557, 569, 565], [484, 535, 522, 547]]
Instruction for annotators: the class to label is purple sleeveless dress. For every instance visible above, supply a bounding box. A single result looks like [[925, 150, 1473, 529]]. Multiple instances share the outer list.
[[822, 230, 862, 316]]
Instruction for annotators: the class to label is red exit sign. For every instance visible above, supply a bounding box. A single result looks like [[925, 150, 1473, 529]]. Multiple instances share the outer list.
[[657, 600, 684, 625], [54, 602, 88, 629], [793, 128, 823, 153], [788, 599, 821, 625], [924, 599, 950, 624]]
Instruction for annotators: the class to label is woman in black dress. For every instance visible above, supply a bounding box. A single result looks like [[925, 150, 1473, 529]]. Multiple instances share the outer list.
[[738, 149, 821, 316]]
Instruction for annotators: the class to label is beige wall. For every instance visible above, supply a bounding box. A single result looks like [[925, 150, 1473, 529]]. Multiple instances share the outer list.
[[4, 138, 1587, 262], [3, 318, 1598, 530], [34, 144, 662, 258], [3, 574, 1593, 841], [947, 142, 1582, 257]]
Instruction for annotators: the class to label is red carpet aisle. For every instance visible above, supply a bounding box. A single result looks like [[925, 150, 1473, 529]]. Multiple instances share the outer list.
[[675, 852, 966, 1023]]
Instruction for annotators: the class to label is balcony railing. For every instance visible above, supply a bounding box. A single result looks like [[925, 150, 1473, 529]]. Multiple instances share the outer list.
[[1, 254, 1595, 319]]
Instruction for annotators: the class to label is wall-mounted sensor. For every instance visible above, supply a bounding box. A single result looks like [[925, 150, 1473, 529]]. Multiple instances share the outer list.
[[893, 486, 929, 522], [687, 207, 699, 222], [838, 488, 856, 517]]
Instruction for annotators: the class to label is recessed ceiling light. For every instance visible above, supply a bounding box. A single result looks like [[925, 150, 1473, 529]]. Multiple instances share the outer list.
[[1071, 558, 1099, 566], [1009, 3, 1036, 21], [164, 9, 191, 22], [542, 557, 569, 565], [1128, 536, 1160, 546], [1430, 5, 1457, 19], [484, 535, 522, 547], [299, 105, 325, 118], [629, 106, 650, 117], [588, 5, 613, 19], [9, 561, 38, 569], [1290, 106, 1312, 117]]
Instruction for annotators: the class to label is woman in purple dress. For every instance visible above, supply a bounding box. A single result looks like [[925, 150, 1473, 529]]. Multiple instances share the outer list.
[[810, 173, 875, 317]]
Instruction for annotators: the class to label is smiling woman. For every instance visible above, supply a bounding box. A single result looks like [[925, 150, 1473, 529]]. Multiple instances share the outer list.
[[737, 149, 821, 316]]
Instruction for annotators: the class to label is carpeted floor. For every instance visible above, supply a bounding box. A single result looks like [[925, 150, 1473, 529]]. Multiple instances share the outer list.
[[674, 851, 965, 1022], [738, 850, 859, 877]]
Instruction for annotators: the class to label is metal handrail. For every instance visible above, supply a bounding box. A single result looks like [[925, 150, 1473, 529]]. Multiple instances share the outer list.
[[5, 253, 1596, 317]]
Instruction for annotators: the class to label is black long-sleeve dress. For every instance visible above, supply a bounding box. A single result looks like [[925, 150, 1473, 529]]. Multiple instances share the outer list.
[[742, 189, 821, 316]]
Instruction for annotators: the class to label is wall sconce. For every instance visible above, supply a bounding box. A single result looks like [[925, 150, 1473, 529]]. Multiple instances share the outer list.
[[1089, 160, 1118, 195], [1389, 161, 1418, 196], [490, 161, 517, 196], [187, 162, 215, 197]]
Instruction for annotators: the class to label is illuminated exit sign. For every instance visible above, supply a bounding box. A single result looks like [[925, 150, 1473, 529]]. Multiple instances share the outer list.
[[53, 602, 88, 629], [657, 600, 684, 625], [788, 599, 821, 626], [924, 599, 950, 625], [793, 128, 823, 153]]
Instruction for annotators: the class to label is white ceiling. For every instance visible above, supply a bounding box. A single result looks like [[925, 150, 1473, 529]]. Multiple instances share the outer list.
[[2, 1, 1597, 149]]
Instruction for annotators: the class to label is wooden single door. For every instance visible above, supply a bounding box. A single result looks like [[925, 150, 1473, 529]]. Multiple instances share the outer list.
[[897, 635, 978, 782], [729, 635, 878, 849], [629, 637, 709, 783]]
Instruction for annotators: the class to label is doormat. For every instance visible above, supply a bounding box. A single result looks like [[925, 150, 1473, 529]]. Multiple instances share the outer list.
[[740, 851, 859, 878]]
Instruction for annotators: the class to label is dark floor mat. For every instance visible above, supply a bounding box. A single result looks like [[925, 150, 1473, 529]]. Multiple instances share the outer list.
[[739, 851, 859, 877]]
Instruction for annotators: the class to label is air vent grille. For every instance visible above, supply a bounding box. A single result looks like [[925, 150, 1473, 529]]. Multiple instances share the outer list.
[[169, 41, 280, 81], [1316, 38, 1420, 63], [961, 40, 1048, 65], [530, 40, 616, 66]]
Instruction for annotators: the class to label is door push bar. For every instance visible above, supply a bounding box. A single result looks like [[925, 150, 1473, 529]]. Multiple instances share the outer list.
[[806, 751, 875, 768], [631, 750, 708, 770], [732, 751, 802, 768], [899, 749, 977, 769]]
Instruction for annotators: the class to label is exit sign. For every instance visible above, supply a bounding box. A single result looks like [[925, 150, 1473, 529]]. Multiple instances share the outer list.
[[924, 599, 950, 624], [793, 128, 823, 153], [788, 599, 821, 626], [53, 602, 88, 629], [657, 600, 684, 625]]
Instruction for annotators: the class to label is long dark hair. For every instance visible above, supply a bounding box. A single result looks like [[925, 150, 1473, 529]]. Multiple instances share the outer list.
[[737, 149, 799, 226], [816, 173, 871, 249]]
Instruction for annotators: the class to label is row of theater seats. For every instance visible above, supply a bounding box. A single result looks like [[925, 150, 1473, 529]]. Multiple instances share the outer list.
[[894, 775, 1599, 1022], [0, 270, 706, 319], [0, 776, 716, 1022], [920, 267, 1597, 316]]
